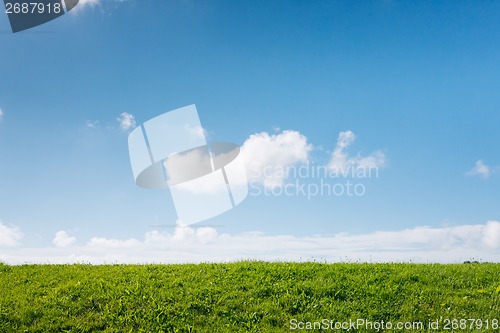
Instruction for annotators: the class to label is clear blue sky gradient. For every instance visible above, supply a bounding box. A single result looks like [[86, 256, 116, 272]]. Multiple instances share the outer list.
[[0, 0, 499, 247]]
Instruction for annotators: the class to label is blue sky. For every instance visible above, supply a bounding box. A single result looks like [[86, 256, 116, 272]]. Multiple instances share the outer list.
[[0, 0, 499, 263]]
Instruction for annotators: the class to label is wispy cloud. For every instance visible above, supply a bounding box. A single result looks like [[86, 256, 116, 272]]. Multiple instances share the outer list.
[[467, 160, 492, 179], [0, 221, 23, 247], [0, 108, 4, 123], [68, 0, 100, 13], [184, 124, 207, 140], [328, 131, 386, 174], [78, 0, 100, 6], [53, 231, 76, 248], [85, 120, 99, 129], [241, 130, 312, 188], [117, 112, 136, 131], [1, 221, 499, 264], [70, 0, 127, 14]]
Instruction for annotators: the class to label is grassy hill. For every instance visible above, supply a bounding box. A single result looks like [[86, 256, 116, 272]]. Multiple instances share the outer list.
[[1, 262, 499, 332]]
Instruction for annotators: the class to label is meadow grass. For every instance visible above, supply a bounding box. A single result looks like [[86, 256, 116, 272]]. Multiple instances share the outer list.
[[1, 262, 499, 332]]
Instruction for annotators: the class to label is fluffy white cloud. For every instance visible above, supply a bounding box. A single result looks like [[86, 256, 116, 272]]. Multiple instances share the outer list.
[[467, 160, 491, 178], [328, 131, 386, 174], [117, 112, 136, 131], [241, 130, 312, 188], [160, 128, 383, 197], [1, 221, 500, 264], [0, 221, 22, 247], [482, 221, 500, 248], [52, 231, 76, 248]]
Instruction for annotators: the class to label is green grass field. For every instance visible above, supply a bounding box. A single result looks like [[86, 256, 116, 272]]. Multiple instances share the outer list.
[[1, 262, 499, 332]]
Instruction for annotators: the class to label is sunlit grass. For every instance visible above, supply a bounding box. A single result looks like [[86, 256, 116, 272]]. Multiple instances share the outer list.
[[1, 262, 499, 332]]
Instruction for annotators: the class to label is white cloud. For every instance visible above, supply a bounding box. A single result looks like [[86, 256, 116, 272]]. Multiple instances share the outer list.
[[241, 130, 312, 188], [328, 131, 386, 175], [79, 0, 100, 6], [0, 221, 23, 247], [467, 160, 491, 178], [482, 221, 500, 248], [1, 221, 500, 264], [0, 108, 4, 123], [196, 226, 218, 243], [52, 231, 76, 248], [145, 221, 218, 244], [70, 0, 100, 12], [85, 120, 99, 129], [87, 236, 141, 249], [184, 124, 206, 140], [69, 0, 126, 14], [117, 112, 136, 131], [159, 128, 383, 196]]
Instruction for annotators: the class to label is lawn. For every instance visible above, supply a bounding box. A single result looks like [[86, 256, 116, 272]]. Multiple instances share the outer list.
[[1, 262, 499, 332]]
